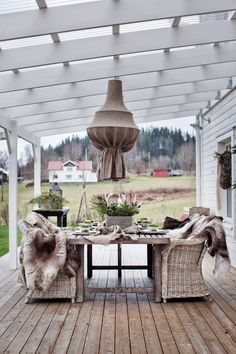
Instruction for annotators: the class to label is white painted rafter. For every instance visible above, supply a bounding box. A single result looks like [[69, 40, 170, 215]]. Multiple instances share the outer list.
[[0, 111, 37, 144], [1, 43, 236, 93], [34, 112, 198, 136], [0, 69, 232, 109], [7, 90, 219, 119], [33, 110, 198, 137], [1, 20, 236, 72], [20, 101, 206, 133], [0, 0, 235, 41]]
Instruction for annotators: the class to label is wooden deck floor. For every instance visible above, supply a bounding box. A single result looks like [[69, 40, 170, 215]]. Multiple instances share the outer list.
[[0, 244, 236, 354]]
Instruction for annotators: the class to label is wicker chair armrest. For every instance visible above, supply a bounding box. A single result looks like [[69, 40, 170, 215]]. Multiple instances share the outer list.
[[162, 237, 207, 259]]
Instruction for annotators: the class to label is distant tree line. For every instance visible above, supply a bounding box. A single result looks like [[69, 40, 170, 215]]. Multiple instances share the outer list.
[[0, 127, 196, 180]]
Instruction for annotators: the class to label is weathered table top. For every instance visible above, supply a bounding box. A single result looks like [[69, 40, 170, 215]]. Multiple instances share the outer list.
[[68, 234, 170, 245]]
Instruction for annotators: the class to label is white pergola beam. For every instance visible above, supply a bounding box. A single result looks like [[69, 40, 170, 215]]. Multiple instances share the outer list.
[[35, 110, 198, 137], [1, 21, 236, 72], [230, 11, 236, 19], [1, 0, 235, 41], [0, 43, 235, 93], [16, 97, 211, 126], [172, 16, 181, 27], [0, 111, 11, 131], [35, 0, 47, 8], [24, 101, 206, 132], [11, 90, 217, 119], [8, 120, 18, 269], [0, 111, 37, 144], [4, 128, 11, 154], [33, 137, 41, 198], [0, 68, 232, 109]]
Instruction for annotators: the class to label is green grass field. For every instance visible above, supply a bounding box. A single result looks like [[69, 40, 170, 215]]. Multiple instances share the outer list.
[[0, 175, 196, 256], [0, 226, 21, 257]]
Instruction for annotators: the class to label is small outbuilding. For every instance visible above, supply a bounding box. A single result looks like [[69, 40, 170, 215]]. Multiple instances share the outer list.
[[0, 167, 8, 184], [153, 169, 170, 177]]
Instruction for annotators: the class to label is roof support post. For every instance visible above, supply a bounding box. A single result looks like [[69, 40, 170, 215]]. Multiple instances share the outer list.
[[8, 121, 18, 269], [191, 116, 203, 206], [4, 128, 11, 155], [33, 137, 41, 198]]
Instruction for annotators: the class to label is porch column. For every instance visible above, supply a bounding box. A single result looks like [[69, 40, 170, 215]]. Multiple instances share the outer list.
[[8, 121, 18, 269], [192, 116, 202, 206], [33, 138, 41, 198]]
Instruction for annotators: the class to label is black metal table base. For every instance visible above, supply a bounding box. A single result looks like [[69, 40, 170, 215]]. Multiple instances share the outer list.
[[87, 244, 153, 278]]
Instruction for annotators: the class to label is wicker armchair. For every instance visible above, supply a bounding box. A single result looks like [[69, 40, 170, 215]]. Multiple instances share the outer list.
[[189, 207, 210, 216], [18, 219, 77, 304], [161, 238, 210, 303], [24, 271, 76, 304]]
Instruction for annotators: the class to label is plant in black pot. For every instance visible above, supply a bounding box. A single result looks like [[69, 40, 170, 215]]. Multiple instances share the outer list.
[[91, 192, 141, 229], [28, 191, 66, 210]]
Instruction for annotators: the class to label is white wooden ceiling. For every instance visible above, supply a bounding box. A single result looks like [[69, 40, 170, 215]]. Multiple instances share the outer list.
[[0, 0, 236, 143]]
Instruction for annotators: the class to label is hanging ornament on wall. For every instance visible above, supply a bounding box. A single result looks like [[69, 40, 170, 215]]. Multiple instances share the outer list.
[[215, 150, 232, 190], [87, 79, 140, 180]]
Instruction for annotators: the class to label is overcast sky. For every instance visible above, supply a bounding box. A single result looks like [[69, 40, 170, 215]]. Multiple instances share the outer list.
[[1, 116, 196, 158]]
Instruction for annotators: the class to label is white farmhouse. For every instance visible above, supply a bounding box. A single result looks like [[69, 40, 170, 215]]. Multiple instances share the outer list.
[[48, 160, 97, 183]]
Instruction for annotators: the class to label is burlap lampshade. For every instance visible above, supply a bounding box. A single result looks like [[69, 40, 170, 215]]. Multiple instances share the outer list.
[[87, 80, 140, 180]]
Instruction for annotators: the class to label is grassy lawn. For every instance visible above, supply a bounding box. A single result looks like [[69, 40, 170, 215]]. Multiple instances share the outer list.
[[0, 176, 196, 255], [0, 226, 21, 257]]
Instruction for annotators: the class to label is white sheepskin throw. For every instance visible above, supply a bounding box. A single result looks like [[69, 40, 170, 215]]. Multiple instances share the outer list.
[[167, 215, 231, 278]]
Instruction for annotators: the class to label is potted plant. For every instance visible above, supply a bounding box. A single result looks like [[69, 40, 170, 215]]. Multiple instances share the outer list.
[[90, 192, 141, 229], [28, 191, 66, 210]]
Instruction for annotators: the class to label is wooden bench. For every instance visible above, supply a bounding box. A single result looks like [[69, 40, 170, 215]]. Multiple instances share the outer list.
[[68, 235, 170, 303]]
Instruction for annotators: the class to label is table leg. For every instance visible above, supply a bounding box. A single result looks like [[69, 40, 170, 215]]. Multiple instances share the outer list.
[[76, 245, 84, 302], [87, 244, 93, 278], [62, 215, 67, 227], [118, 244, 122, 278], [57, 216, 62, 227], [154, 244, 162, 302], [147, 244, 153, 278]]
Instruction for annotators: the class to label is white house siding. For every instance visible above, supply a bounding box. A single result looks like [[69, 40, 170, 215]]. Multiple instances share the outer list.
[[49, 168, 97, 183], [201, 88, 236, 266]]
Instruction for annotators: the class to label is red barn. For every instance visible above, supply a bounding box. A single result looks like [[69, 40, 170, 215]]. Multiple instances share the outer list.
[[153, 169, 170, 177]]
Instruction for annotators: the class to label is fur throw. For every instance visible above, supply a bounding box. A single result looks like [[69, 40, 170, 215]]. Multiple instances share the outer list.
[[162, 216, 190, 229], [167, 215, 230, 278], [26, 212, 59, 234], [19, 212, 80, 292]]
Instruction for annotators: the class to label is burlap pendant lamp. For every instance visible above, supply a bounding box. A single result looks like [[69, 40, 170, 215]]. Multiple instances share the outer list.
[[87, 79, 140, 180]]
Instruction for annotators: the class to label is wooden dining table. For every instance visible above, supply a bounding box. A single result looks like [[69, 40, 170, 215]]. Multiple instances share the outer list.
[[68, 234, 170, 303]]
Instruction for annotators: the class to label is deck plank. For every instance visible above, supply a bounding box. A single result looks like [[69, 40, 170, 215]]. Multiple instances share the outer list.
[[127, 293, 146, 354], [115, 293, 130, 354], [21, 303, 60, 354], [0, 246, 235, 354], [4, 303, 47, 354], [195, 301, 236, 354], [99, 294, 116, 354], [36, 303, 70, 354], [82, 293, 105, 354], [51, 304, 81, 354], [0, 287, 26, 321], [162, 303, 195, 354], [67, 297, 95, 354], [137, 294, 163, 354], [184, 302, 228, 354], [0, 301, 37, 352]]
